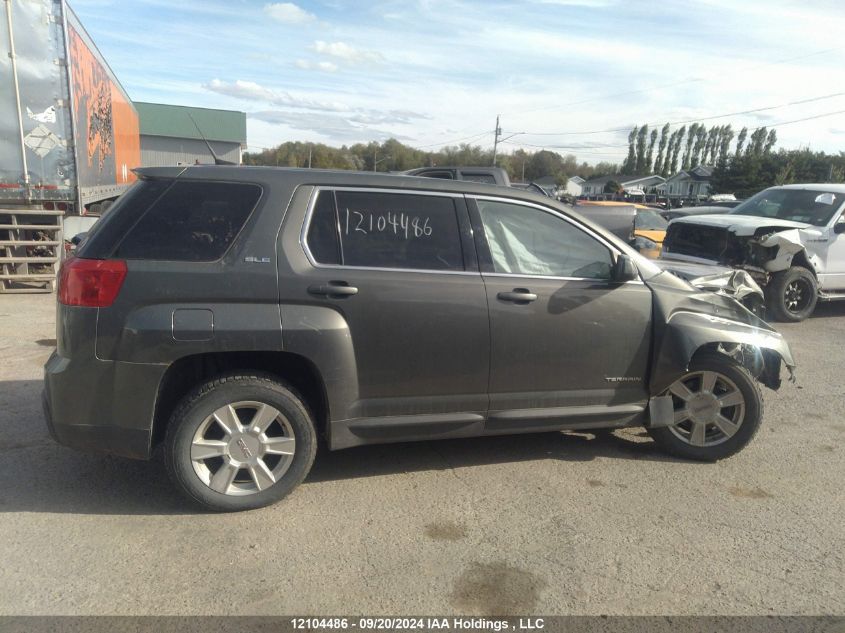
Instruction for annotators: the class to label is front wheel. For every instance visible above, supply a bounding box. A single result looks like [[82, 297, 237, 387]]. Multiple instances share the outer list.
[[648, 353, 762, 461], [164, 374, 317, 512], [766, 267, 818, 322]]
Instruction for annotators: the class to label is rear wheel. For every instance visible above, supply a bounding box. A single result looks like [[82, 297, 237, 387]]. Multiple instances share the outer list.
[[766, 266, 817, 322], [648, 353, 762, 461], [164, 374, 317, 512]]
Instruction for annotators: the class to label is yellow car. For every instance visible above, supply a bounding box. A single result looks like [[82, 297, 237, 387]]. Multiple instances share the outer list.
[[577, 201, 668, 258]]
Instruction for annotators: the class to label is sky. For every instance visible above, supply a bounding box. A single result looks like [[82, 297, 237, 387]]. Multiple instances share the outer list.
[[71, 0, 845, 164]]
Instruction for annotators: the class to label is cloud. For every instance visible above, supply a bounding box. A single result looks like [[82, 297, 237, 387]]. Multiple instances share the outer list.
[[263, 2, 315, 24], [204, 78, 349, 112], [250, 110, 412, 142], [529, 0, 618, 6], [205, 78, 430, 135], [312, 40, 384, 66], [295, 59, 339, 73]]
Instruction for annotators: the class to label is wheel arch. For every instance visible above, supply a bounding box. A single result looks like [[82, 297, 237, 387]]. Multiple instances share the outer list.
[[152, 351, 329, 450], [649, 311, 795, 395], [790, 250, 817, 276]]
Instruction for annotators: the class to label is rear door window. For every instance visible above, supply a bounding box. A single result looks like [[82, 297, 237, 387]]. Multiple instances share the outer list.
[[115, 181, 262, 261], [305, 189, 465, 271]]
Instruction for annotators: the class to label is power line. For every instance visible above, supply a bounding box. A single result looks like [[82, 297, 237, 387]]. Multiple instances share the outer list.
[[518, 91, 845, 137], [413, 130, 490, 149], [502, 107, 845, 154]]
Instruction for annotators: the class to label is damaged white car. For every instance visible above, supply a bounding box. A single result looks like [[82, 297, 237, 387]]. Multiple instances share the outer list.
[[661, 184, 845, 322]]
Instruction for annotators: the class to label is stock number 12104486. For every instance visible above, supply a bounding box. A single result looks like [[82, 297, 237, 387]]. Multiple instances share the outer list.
[[344, 208, 433, 239]]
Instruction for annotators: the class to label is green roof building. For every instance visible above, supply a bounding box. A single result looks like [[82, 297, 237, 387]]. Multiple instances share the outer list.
[[135, 102, 247, 167]]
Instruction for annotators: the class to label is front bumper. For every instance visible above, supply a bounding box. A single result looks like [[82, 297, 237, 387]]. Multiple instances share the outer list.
[[42, 350, 168, 460]]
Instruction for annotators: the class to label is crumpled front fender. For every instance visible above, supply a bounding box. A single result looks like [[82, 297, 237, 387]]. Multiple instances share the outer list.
[[650, 311, 795, 394], [759, 229, 806, 272], [646, 271, 796, 394]]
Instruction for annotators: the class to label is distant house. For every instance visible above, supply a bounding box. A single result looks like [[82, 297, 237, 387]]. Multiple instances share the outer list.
[[566, 176, 584, 197], [659, 165, 713, 201], [580, 174, 666, 199]]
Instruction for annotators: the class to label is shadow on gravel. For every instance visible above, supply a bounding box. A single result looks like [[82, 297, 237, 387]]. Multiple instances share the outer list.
[[305, 428, 680, 485], [1, 378, 680, 514], [811, 301, 845, 319], [0, 379, 188, 516]]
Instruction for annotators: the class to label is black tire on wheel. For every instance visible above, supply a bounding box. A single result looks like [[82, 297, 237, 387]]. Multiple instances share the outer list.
[[164, 374, 317, 512], [766, 266, 818, 322], [648, 352, 763, 461]]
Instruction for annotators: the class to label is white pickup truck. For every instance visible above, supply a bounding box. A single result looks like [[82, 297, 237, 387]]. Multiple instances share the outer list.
[[661, 184, 845, 322]]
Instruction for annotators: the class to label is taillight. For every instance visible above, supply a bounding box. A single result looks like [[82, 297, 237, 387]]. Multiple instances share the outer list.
[[58, 258, 127, 307]]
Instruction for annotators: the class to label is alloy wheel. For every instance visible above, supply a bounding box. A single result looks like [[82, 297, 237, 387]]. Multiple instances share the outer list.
[[190, 401, 296, 496], [664, 370, 746, 447], [784, 279, 812, 315]]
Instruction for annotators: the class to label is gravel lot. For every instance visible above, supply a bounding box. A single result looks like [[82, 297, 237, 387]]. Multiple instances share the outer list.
[[0, 293, 842, 615]]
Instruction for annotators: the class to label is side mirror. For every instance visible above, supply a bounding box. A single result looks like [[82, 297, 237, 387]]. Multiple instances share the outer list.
[[611, 253, 638, 282], [834, 220, 845, 234]]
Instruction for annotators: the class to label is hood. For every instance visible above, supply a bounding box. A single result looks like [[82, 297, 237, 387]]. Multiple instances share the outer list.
[[653, 259, 733, 279], [636, 229, 666, 244], [652, 260, 765, 315], [668, 213, 811, 235]]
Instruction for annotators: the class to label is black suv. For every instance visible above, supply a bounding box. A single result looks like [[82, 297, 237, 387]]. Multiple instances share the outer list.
[[44, 166, 795, 511]]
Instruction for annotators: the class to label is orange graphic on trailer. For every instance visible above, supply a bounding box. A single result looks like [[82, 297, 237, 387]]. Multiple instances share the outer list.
[[67, 25, 139, 187]]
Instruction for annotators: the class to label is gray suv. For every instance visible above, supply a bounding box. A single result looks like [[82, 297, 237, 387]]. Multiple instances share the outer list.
[[43, 166, 795, 511]]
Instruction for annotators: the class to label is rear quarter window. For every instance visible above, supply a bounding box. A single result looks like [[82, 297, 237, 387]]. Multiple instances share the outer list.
[[114, 181, 262, 261]]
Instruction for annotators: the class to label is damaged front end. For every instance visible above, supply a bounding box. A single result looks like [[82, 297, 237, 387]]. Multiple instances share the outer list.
[[655, 260, 766, 317], [662, 218, 822, 284], [645, 270, 796, 397]]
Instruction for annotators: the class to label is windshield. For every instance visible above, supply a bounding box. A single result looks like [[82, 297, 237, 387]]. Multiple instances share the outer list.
[[635, 209, 669, 230], [730, 188, 843, 226]]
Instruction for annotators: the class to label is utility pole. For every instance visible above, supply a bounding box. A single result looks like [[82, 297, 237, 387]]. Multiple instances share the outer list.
[[373, 147, 377, 172], [308, 145, 312, 169], [492, 115, 502, 166], [492, 117, 525, 168]]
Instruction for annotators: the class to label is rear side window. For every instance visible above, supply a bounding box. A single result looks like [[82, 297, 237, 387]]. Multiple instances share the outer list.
[[115, 181, 261, 261], [306, 189, 464, 271]]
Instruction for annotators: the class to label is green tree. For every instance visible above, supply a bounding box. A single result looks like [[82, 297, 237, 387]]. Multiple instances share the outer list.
[[604, 179, 622, 194], [670, 127, 685, 174], [735, 127, 748, 158], [646, 128, 658, 172], [716, 125, 734, 167], [635, 125, 648, 172], [692, 125, 707, 167], [764, 129, 778, 154], [623, 126, 638, 175], [682, 123, 698, 170], [654, 123, 670, 176]]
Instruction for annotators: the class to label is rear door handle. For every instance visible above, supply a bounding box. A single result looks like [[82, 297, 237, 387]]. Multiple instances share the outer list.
[[308, 282, 359, 298], [497, 288, 537, 303]]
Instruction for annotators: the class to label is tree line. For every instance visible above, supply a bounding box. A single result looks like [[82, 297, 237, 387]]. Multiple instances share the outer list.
[[621, 123, 777, 176], [243, 138, 618, 186], [244, 128, 845, 199]]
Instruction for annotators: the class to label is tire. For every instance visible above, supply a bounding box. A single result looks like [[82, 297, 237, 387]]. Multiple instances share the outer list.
[[164, 374, 317, 512], [648, 352, 762, 461], [766, 267, 818, 322]]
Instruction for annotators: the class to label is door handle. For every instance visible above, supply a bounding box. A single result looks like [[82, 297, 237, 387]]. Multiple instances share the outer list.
[[308, 282, 359, 298], [497, 288, 537, 303]]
